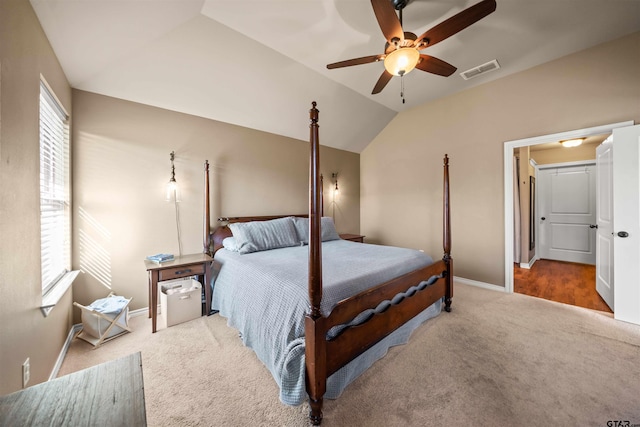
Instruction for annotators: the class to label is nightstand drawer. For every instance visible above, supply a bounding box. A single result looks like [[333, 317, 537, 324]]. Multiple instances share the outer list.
[[158, 263, 205, 281]]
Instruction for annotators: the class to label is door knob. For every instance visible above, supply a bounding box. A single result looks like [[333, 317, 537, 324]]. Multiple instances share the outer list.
[[589, 224, 598, 229], [541, 217, 546, 221], [617, 231, 629, 238]]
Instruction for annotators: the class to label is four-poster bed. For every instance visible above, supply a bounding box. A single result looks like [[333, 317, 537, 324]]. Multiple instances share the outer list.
[[204, 102, 452, 425]]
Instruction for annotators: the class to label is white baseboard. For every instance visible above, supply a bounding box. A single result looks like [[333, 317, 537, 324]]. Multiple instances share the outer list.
[[50, 306, 150, 381], [454, 276, 506, 293], [129, 306, 152, 318], [49, 323, 82, 381], [519, 256, 538, 269]]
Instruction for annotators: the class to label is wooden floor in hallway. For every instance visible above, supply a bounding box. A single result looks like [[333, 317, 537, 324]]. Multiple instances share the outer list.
[[514, 259, 612, 313]]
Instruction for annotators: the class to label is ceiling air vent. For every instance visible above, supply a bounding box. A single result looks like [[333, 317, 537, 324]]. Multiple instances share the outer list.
[[460, 59, 500, 81]]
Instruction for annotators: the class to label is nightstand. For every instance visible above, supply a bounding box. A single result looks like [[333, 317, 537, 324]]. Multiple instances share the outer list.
[[340, 233, 365, 243], [144, 253, 213, 333]]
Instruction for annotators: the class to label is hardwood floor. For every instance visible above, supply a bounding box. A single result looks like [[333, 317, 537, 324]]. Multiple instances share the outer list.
[[514, 259, 612, 313]]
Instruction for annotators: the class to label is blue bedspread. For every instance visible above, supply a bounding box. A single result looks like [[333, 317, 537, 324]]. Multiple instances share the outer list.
[[212, 239, 442, 405]]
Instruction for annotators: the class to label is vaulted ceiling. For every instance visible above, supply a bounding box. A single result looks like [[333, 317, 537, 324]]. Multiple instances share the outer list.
[[31, 0, 640, 153]]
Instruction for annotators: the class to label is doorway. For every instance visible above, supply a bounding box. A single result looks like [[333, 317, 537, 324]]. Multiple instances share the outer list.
[[503, 121, 634, 311], [517, 148, 606, 312]]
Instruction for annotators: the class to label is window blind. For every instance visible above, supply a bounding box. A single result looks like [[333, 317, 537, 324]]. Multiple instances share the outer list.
[[40, 82, 70, 294]]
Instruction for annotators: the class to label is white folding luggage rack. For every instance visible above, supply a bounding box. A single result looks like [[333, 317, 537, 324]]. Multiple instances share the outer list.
[[73, 294, 133, 348]]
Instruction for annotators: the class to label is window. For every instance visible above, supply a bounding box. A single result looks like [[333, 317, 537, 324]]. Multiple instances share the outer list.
[[40, 80, 70, 294]]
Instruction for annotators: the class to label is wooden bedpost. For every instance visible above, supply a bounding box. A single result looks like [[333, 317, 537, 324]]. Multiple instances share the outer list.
[[443, 154, 453, 312], [203, 160, 211, 255], [308, 102, 322, 316], [306, 101, 326, 425], [320, 174, 324, 217]]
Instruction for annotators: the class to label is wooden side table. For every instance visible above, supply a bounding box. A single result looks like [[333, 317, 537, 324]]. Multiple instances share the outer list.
[[340, 233, 365, 243], [144, 253, 213, 333]]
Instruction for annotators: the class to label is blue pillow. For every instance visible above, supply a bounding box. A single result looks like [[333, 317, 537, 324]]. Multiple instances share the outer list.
[[228, 217, 299, 254], [292, 216, 341, 244]]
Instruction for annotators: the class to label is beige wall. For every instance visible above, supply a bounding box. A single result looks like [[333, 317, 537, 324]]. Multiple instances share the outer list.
[[0, 0, 73, 394], [361, 31, 640, 286], [72, 90, 360, 313]]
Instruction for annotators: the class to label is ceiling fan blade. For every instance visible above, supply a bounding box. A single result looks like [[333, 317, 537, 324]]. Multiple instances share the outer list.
[[416, 0, 496, 50], [327, 55, 383, 69], [416, 55, 457, 77], [372, 70, 393, 94], [371, 0, 404, 45]]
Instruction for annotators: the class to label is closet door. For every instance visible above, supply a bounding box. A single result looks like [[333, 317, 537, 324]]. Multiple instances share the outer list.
[[538, 163, 596, 265]]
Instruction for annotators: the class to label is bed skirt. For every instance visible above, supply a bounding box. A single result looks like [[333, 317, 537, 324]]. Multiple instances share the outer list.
[[324, 298, 442, 401], [218, 298, 442, 405]]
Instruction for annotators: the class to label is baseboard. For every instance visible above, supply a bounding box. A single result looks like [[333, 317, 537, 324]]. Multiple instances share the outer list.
[[519, 256, 538, 269], [49, 323, 82, 381], [454, 276, 507, 293], [50, 306, 150, 381], [129, 306, 152, 318]]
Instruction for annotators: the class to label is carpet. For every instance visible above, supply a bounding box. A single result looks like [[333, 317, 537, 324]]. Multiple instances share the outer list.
[[59, 283, 640, 426]]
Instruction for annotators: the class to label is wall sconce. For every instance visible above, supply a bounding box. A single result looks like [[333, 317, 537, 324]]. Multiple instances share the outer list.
[[560, 138, 584, 148], [165, 151, 181, 202], [332, 172, 339, 194]]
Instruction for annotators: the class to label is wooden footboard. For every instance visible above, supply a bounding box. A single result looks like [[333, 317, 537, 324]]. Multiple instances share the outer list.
[[305, 266, 450, 425], [324, 261, 447, 377], [305, 102, 452, 425]]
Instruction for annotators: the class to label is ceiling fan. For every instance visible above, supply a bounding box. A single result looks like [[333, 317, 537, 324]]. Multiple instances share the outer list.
[[327, 0, 497, 96]]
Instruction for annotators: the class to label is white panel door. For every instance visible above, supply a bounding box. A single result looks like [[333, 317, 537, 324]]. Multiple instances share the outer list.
[[538, 164, 596, 264], [612, 125, 640, 325], [596, 140, 614, 310]]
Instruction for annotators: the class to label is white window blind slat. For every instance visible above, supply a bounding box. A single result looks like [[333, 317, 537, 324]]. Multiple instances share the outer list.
[[40, 81, 70, 294]]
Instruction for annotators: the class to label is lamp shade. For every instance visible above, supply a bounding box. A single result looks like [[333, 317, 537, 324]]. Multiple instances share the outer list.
[[166, 178, 180, 202], [384, 48, 419, 76]]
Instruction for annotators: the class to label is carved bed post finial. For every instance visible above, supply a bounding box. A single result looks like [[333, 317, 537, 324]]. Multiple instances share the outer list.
[[443, 154, 453, 312], [310, 101, 319, 124], [204, 160, 211, 255]]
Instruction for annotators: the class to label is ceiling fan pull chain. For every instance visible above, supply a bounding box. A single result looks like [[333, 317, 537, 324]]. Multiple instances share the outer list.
[[400, 74, 406, 104]]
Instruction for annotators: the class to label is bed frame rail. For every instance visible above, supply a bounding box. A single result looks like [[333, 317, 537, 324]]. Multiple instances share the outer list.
[[324, 261, 447, 330], [325, 277, 446, 377]]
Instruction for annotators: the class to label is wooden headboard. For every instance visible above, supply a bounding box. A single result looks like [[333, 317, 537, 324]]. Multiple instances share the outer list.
[[209, 214, 307, 255], [203, 166, 324, 256]]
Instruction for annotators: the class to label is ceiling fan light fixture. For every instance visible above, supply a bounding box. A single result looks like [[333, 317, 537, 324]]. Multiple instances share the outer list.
[[384, 47, 419, 76], [326, 0, 497, 94], [560, 138, 585, 148]]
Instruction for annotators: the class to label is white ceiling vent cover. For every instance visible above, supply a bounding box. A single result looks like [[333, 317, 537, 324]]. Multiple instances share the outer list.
[[460, 59, 500, 80]]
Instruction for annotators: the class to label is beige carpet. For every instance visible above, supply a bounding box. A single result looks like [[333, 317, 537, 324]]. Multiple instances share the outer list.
[[59, 283, 640, 426]]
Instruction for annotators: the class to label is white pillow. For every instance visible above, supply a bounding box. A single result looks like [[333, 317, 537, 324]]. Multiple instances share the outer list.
[[228, 217, 299, 254], [222, 237, 240, 252], [292, 216, 341, 244]]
